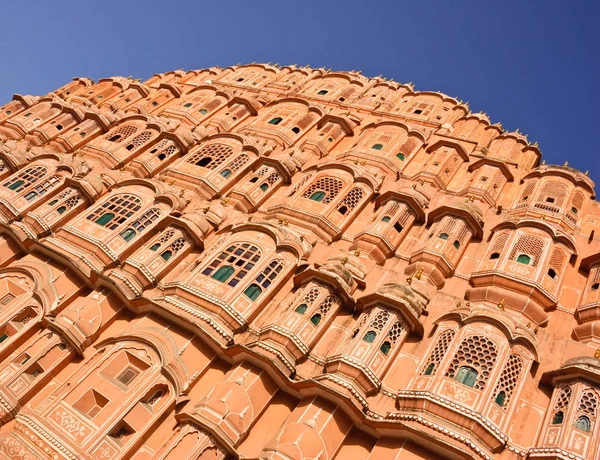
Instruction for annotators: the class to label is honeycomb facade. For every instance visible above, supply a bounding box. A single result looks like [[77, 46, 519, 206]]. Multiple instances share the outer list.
[[0, 64, 598, 459]]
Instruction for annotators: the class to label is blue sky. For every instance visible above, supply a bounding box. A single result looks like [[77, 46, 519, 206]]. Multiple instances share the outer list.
[[1, 0, 599, 181]]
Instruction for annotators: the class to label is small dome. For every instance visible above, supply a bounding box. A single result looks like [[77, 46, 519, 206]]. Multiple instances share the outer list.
[[561, 356, 600, 372], [318, 254, 366, 293], [377, 283, 428, 316], [395, 185, 431, 208]]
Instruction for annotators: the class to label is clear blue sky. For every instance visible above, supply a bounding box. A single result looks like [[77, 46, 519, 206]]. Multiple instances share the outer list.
[[1, 1, 599, 181]]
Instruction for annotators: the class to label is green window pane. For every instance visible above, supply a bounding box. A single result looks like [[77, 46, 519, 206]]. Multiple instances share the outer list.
[[310, 313, 322, 326], [439, 233, 449, 240], [494, 391, 506, 407], [575, 416, 590, 432], [371, 143, 383, 150], [455, 366, 478, 388], [552, 411, 563, 425], [424, 363, 435, 375], [380, 341, 392, 355], [244, 283, 262, 301], [220, 169, 232, 178], [24, 191, 38, 201], [259, 183, 268, 192], [199, 109, 208, 115], [381, 216, 391, 222], [516, 254, 531, 265], [95, 212, 115, 227], [0, 334, 8, 343], [453, 240, 460, 249], [309, 191, 325, 202], [57, 206, 67, 214], [396, 153, 405, 161], [7, 180, 25, 191], [317, 90, 328, 95], [120, 228, 136, 242], [212, 265, 234, 283], [268, 117, 283, 125], [362, 331, 377, 343], [161, 250, 173, 261], [150, 243, 161, 251], [295, 304, 308, 314]]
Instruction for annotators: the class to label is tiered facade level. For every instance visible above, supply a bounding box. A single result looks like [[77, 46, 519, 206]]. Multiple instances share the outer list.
[[0, 64, 599, 460]]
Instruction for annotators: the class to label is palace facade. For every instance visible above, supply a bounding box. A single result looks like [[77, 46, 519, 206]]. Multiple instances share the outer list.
[[0, 64, 598, 460]]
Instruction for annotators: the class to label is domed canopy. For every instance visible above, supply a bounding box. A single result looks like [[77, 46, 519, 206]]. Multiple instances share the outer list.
[[427, 200, 484, 239], [356, 283, 428, 336], [541, 356, 600, 386]]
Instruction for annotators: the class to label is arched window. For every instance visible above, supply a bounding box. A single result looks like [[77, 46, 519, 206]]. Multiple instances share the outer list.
[[380, 341, 392, 355], [124, 131, 153, 152], [310, 314, 321, 326], [492, 353, 523, 408], [509, 235, 545, 267], [212, 266, 235, 283], [381, 216, 391, 222], [453, 240, 460, 249], [295, 304, 308, 314], [552, 411, 564, 425], [309, 191, 325, 202], [363, 331, 377, 343], [455, 366, 478, 387], [268, 117, 283, 125], [302, 177, 344, 204], [495, 391, 506, 406], [220, 169, 232, 178], [552, 386, 572, 425], [575, 416, 591, 432], [439, 233, 449, 240], [243, 284, 262, 301], [490, 252, 500, 259], [161, 250, 172, 261], [396, 153, 405, 161], [337, 187, 365, 216], [201, 243, 261, 288], [86, 194, 143, 231], [421, 330, 455, 376], [186, 143, 234, 170], [105, 124, 139, 143], [118, 208, 161, 241], [3, 166, 48, 193], [244, 259, 284, 301], [445, 335, 497, 390]]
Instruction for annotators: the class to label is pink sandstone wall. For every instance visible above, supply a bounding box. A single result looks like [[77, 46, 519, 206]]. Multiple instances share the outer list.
[[0, 63, 598, 459]]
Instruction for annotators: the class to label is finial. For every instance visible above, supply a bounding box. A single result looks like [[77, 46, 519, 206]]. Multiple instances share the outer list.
[[595, 348, 600, 359], [221, 198, 229, 207], [498, 299, 505, 311], [563, 161, 568, 167], [415, 267, 424, 280], [406, 273, 413, 285], [456, 301, 461, 308], [542, 160, 546, 165], [585, 170, 589, 176], [353, 248, 361, 257], [341, 257, 348, 265]]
